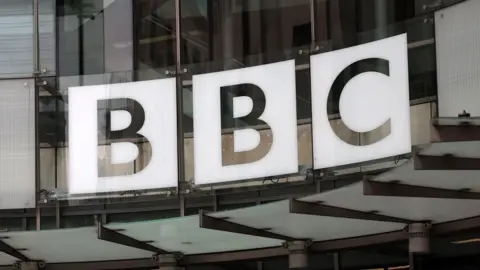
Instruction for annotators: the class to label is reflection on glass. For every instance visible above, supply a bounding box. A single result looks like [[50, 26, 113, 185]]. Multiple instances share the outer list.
[[181, 0, 312, 72], [135, 0, 177, 76], [57, 0, 104, 76], [39, 0, 56, 75], [58, 0, 135, 76]]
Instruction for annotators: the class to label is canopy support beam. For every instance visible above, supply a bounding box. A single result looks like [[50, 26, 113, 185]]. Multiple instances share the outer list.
[[363, 179, 480, 200], [431, 119, 480, 142], [199, 210, 296, 241], [413, 152, 480, 170], [0, 237, 29, 261], [97, 222, 166, 254], [289, 199, 415, 224]]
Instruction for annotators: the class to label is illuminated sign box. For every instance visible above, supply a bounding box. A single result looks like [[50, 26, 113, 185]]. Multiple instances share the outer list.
[[68, 34, 411, 195]]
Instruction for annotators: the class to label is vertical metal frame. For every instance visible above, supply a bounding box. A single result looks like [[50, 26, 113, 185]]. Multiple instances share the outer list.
[[175, 0, 186, 217], [310, 0, 317, 48], [131, 0, 138, 82], [33, 0, 40, 75], [53, 0, 60, 192], [308, 0, 319, 191], [430, 5, 439, 115], [54, 0, 64, 230], [33, 0, 42, 231]]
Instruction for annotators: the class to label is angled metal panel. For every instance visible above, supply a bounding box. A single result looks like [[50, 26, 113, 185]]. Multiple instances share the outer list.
[[289, 199, 415, 224], [97, 223, 166, 254], [199, 210, 296, 241], [413, 152, 480, 170], [0, 238, 29, 261], [363, 179, 480, 200]]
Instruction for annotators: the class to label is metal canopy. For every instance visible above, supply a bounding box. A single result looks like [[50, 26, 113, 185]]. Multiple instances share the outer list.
[[375, 160, 480, 192], [0, 227, 152, 264], [289, 199, 416, 224], [209, 197, 403, 242], [1, 142, 480, 268], [105, 216, 282, 255], [413, 141, 480, 170], [199, 210, 296, 241], [97, 221, 167, 254]]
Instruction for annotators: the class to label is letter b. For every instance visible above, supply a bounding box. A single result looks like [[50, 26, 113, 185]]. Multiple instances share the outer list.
[[97, 98, 151, 177], [68, 79, 178, 194], [193, 60, 299, 185]]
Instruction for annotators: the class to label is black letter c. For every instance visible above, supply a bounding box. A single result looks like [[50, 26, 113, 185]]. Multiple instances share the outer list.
[[327, 58, 391, 146]]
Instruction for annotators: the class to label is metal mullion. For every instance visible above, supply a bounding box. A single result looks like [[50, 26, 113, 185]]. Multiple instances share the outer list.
[[310, 0, 317, 49], [333, 253, 341, 270], [33, 0, 42, 231]]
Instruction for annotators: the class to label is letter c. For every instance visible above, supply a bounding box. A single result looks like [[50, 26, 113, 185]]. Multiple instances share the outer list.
[[327, 58, 391, 145]]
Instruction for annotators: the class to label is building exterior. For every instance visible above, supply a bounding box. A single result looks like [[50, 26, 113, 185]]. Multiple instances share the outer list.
[[0, 0, 480, 269]]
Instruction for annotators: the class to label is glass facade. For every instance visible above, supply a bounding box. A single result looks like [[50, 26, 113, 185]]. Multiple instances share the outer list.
[[0, 0, 479, 269]]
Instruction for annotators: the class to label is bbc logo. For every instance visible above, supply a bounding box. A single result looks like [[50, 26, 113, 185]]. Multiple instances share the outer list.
[[68, 34, 411, 194]]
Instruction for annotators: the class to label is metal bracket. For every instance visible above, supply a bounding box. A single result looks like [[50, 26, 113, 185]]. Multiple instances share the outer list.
[[97, 223, 167, 254], [423, 0, 443, 10], [289, 199, 415, 224], [298, 46, 321, 55], [199, 210, 296, 241], [13, 261, 46, 269], [165, 68, 188, 77]]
